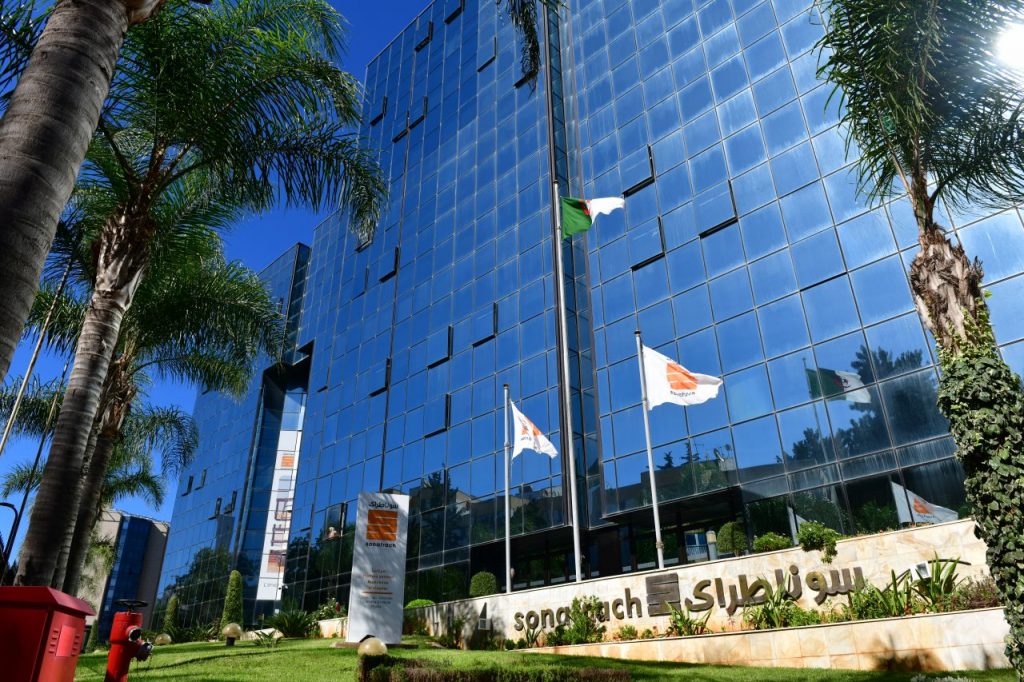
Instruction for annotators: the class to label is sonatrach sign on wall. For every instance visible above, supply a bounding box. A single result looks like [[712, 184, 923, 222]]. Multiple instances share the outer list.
[[346, 492, 410, 644]]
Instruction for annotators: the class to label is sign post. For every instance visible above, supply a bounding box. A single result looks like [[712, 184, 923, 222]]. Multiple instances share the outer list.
[[346, 492, 410, 644]]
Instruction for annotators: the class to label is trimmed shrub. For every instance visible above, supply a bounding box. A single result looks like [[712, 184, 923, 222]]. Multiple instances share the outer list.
[[162, 595, 179, 633], [469, 571, 498, 597], [84, 622, 101, 652], [716, 521, 747, 555], [365, 659, 631, 682], [752, 532, 791, 553], [405, 598, 435, 609], [220, 570, 244, 632]]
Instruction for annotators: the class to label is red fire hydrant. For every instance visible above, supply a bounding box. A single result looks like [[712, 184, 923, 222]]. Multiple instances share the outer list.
[[104, 600, 153, 682]]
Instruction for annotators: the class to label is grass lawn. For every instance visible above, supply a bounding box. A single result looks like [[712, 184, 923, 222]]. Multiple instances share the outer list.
[[73, 637, 1016, 681]]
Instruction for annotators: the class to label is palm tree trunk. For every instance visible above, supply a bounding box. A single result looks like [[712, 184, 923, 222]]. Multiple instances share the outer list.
[[909, 214, 1024, 672], [52, 412, 103, 591], [0, 0, 131, 383], [16, 228, 147, 587], [62, 428, 116, 596]]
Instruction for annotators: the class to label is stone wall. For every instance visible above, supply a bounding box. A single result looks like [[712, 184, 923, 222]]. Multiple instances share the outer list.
[[408, 520, 990, 643], [527, 608, 1010, 672]]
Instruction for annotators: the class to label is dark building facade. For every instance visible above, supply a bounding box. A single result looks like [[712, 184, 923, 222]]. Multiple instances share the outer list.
[[159, 0, 1024, 623], [88, 511, 169, 642]]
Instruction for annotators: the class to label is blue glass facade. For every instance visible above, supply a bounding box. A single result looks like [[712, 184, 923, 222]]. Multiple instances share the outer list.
[[157, 245, 310, 624], [160, 0, 1024, 622]]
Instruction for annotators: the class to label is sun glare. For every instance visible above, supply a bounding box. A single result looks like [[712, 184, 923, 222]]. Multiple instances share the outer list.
[[997, 23, 1024, 70]]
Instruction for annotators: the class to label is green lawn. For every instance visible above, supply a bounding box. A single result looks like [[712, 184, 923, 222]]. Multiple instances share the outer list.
[[73, 638, 1016, 681]]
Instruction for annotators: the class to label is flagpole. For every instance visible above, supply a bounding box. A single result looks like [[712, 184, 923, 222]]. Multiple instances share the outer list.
[[503, 383, 512, 595], [635, 330, 666, 570], [553, 181, 584, 583]]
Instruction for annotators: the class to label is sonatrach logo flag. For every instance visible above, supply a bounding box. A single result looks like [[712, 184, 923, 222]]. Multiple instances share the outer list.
[[642, 344, 722, 407], [509, 400, 558, 459], [892, 481, 958, 524], [560, 196, 625, 238]]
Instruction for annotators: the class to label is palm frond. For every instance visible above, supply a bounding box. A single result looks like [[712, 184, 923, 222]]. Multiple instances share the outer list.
[[0, 1, 45, 116], [0, 460, 43, 499], [120, 404, 199, 476], [501, 0, 542, 85], [817, 0, 1024, 209], [0, 376, 63, 437], [104, 0, 387, 235], [24, 284, 87, 355]]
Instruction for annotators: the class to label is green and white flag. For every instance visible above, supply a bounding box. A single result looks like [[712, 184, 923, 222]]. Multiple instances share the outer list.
[[560, 196, 625, 238], [806, 367, 871, 404]]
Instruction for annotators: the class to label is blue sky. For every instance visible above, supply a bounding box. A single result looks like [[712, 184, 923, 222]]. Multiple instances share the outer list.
[[0, 1, 428, 552]]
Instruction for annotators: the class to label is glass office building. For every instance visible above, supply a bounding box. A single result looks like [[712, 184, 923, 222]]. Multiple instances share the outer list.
[[159, 0, 1024, 622]]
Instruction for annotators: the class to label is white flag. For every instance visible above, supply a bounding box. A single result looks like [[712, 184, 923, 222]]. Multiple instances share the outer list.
[[586, 197, 625, 217], [837, 370, 872, 404], [641, 345, 722, 408], [509, 401, 558, 459], [891, 481, 958, 525]]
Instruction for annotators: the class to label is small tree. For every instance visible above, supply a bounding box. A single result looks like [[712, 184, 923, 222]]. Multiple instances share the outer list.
[[469, 571, 498, 598], [716, 521, 747, 555], [83, 620, 101, 652], [162, 595, 179, 633], [220, 570, 243, 632]]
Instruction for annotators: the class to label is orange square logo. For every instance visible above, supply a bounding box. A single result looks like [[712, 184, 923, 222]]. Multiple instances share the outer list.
[[365, 509, 399, 541], [280, 454, 295, 468]]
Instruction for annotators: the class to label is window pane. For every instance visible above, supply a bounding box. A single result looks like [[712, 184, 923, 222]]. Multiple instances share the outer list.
[[733, 415, 784, 482], [879, 369, 948, 446], [802, 277, 859, 342], [778, 401, 835, 471]]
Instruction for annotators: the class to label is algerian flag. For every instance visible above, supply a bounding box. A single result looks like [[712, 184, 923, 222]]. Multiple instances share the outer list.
[[891, 481, 958, 525], [509, 400, 558, 459], [560, 196, 625, 238], [641, 344, 722, 408], [806, 367, 871, 404]]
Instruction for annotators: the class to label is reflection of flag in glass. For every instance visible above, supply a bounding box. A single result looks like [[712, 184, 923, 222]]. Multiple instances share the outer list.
[[509, 400, 558, 459], [806, 367, 871, 404], [891, 481, 958, 524]]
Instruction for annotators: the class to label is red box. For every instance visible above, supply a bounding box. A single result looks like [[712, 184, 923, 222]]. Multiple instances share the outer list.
[[0, 586, 96, 682]]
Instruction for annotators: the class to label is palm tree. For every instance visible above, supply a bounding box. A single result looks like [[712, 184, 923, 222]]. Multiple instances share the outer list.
[[12, 215, 280, 591], [14, 0, 385, 587], [818, 0, 1024, 671], [0, 0, 163, 384]]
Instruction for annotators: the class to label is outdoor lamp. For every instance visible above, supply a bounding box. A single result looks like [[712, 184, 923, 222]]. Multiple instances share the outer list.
[[154, 633, 172, 646], [706, 529, 719, 561], [222, 622, 243, 647], [357, 637, 388, 657]]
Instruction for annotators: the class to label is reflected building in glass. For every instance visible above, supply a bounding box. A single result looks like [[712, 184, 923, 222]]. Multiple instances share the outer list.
[[159, 0, 1024, 619]]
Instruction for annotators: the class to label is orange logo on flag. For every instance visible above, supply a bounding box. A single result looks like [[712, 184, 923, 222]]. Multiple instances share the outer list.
[[520, 420, 541, 438], [365, 509, 399, 541], [666, 361, 698, 391], [912, 498, 933, 515]]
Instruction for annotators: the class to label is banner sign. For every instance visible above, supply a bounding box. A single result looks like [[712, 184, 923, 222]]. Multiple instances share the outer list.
[[346, 492, 410, 643]]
